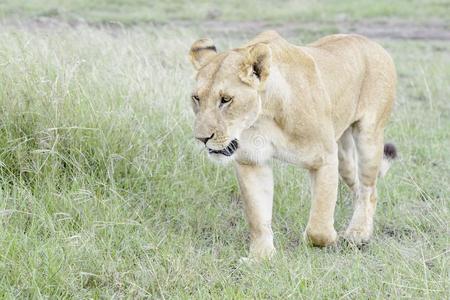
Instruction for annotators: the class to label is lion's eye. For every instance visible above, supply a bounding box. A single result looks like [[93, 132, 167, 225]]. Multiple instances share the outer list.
[[220, 96, 232, 107], [192, 95, 200, 103]]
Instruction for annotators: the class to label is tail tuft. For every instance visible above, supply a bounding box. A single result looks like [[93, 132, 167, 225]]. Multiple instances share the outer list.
[[379, 143, 397, 178], [384, 143, 397, 160]]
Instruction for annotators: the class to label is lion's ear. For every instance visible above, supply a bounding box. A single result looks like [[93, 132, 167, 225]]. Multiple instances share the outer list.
[[189, 38, 217, 70], [239, 43, 271, 90]]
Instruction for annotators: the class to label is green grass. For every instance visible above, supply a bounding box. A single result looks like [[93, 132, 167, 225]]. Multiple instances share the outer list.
[[1, 0, 450, 24], [0, 2, 449, 299]]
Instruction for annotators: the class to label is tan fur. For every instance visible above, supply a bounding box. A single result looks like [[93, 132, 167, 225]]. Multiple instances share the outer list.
[[189, 31, 396, 260]]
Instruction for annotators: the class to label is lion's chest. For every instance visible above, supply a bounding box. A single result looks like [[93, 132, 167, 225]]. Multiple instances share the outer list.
[[234, 124, 274, 165], [235, 119, 317, 167]]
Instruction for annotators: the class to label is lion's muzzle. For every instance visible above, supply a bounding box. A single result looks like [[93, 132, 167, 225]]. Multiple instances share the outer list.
[[208, 139, 239, 156]]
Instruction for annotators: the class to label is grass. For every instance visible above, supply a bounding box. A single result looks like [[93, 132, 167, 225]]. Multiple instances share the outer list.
[[1, 0, 450, 24], [0, 2, 449, 299]]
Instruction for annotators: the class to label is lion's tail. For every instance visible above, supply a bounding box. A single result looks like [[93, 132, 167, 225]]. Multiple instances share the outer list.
[[379, 143, 398, 178]]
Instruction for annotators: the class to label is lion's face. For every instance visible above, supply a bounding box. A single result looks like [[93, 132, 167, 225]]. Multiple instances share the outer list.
[[189, 38, 271, 163], [191, 53, 261, 163]]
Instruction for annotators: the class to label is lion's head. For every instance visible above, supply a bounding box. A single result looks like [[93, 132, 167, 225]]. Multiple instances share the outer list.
[[188, 38, 271, 163]]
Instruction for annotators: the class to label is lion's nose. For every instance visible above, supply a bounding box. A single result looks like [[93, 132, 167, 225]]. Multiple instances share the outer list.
[[196, 133, 215, 145]]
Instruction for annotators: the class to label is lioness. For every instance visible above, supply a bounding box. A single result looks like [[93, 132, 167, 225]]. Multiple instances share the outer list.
[[188, 31, 397, 260]]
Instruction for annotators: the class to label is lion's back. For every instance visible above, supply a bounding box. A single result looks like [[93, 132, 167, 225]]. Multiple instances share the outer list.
[[308, 34, 396, 76]]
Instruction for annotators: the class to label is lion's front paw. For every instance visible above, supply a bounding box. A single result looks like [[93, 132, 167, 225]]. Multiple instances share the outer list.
[[304, 225, 337, 247], [343, 225, 373, 245], [247, 239, 275, 262]]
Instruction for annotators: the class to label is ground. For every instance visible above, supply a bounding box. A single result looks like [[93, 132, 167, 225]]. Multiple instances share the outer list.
[[0, 1, 449, 298]]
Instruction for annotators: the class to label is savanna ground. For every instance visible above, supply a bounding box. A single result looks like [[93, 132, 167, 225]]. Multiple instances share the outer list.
[[0, 1, 449, 298]]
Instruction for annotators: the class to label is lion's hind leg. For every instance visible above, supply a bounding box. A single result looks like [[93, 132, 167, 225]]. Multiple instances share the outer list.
[[344, 121, 384, 245], [338, 127, 359, 195]]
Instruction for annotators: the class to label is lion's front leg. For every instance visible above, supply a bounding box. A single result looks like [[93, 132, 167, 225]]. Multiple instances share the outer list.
[[235, 162, 274, 261], [304, 155, 339, 246]]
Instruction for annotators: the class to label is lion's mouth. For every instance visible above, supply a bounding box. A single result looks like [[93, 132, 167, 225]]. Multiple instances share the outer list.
[[208, 139, 239, 156]]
